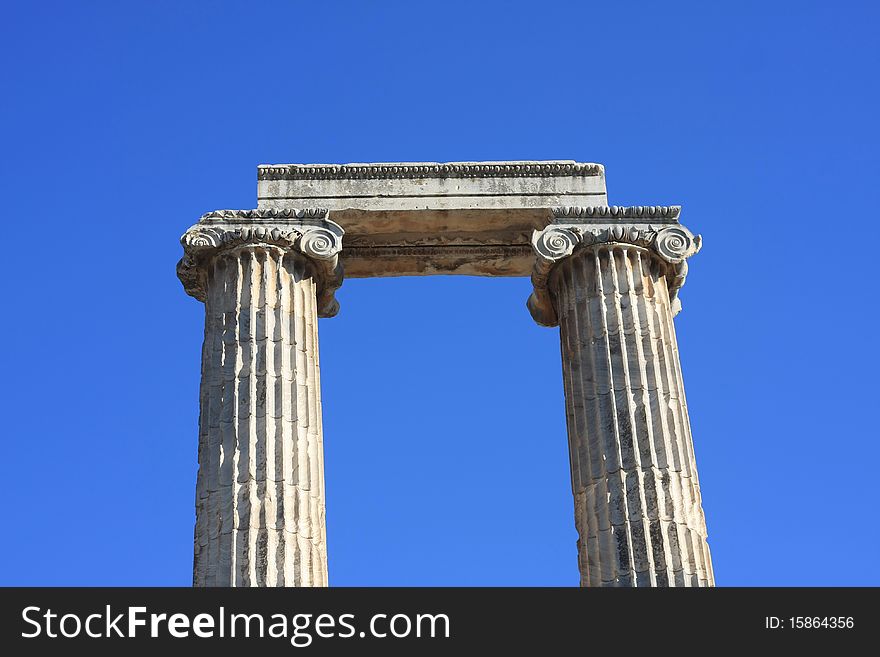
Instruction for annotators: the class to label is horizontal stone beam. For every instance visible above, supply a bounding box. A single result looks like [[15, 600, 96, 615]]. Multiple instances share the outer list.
[[257, 160, 607, 210], [255, 161, 605, 278]]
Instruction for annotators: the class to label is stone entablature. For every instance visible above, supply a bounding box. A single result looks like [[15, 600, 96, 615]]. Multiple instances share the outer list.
[[256, 160, 606, 278]]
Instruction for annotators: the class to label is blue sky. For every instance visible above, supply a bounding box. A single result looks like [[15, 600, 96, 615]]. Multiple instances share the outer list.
[[2, 1, 878, 586]]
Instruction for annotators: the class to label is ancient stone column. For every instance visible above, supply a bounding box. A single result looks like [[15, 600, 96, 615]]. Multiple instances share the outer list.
[[177, 209, 343, 587], [528, 206, 713, 587]]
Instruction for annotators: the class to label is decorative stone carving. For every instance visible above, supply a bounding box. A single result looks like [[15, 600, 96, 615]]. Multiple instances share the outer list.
[[552, 205, 681, 220], [200, 208, 330, 220], [527, 206, 701, 327], [654, 226, 701, 263], [177, 210, 344, 317], [258, 161, 603, 181], [534, 226, 580, 261]]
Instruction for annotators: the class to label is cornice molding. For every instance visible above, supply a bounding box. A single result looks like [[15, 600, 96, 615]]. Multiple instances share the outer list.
[[200, 208, 329, 221], [553, 205, 680, 220], [177, 213, 344, 318], [527, 211, 701, 327], [258, 162, 602, 181]]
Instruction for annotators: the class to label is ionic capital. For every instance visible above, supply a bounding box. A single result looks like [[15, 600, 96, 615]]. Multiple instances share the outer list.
[[176, 208, 344, 317], [527, 206, 702, 326]]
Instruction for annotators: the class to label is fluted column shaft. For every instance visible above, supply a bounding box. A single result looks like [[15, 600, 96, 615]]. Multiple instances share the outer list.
[[179, 211, 343, 587], [553, 244, 712, 586], [193, 245, 327, 586]]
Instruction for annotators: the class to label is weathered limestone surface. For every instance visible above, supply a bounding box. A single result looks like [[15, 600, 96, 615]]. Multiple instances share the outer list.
[[178, 160, 714, 588], [529, 208, 713, 586], [178, 212, 342, 586]]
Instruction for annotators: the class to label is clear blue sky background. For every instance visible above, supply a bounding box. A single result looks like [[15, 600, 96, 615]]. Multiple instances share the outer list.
[[2, 1, 878, 586]]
